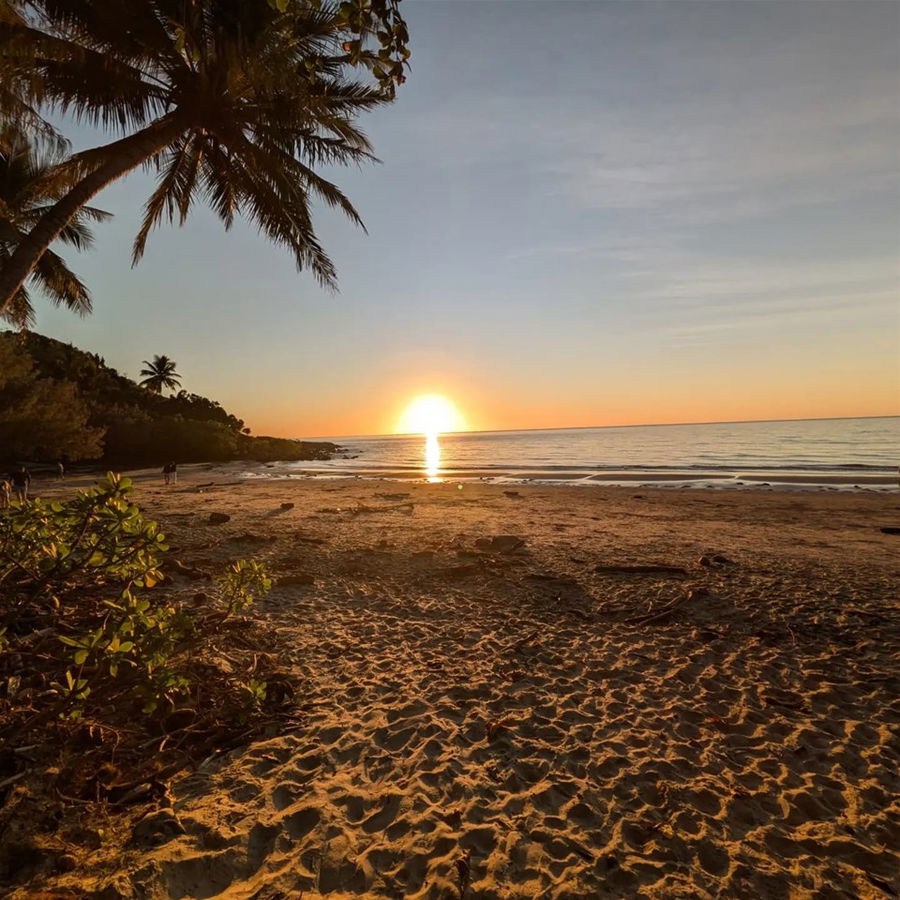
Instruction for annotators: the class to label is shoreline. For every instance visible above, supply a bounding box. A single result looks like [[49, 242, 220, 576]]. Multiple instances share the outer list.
[[245, 467, 900, 488], [37, 461, 900, 494], [115, 461, 900, 492]]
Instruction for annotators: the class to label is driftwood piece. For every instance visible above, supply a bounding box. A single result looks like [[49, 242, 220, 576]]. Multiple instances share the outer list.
[[0, 770, 28, 791], [624, 592, 700, 626], [277, 573, 315, 587], [476, 535, 525, 554], [351, 502, 415, 516], [169, 559, 211, 581], [435, 564, 480, 580], [595, 564, 688, 576], [623, 588, 712, 626]]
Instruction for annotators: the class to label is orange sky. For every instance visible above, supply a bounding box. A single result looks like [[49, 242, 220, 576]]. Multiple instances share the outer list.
[[248, 363, 899, 439]]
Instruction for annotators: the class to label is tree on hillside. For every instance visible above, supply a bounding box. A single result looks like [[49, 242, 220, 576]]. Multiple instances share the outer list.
[[0, 333, 104, 460], [0, 128, 110, 328], [139, 355, 181, 394], [0, 0, 410, 316], [170, 389, 244, 431]]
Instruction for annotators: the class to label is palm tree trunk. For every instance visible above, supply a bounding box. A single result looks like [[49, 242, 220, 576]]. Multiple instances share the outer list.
[[0, 116, 184, 314]]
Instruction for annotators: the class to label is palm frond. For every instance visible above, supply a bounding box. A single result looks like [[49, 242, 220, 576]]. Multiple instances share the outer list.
[[209, 143, 338, 288], [228, 127, 366, 231], [132, 135, 200, 263], [31, 245, 91, 314], [1, 285, 35, 328], [0, 128, 99, 320]]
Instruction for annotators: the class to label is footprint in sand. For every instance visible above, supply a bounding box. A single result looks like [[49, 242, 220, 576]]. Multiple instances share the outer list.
[[283, 806, 320, 841], [686, 787, 722, 816], [228, 781, 259, 803], [159, 853, 236, 899], [697, 841, 730, 876], [361, 845, 402, 874], [374, 724, 417, 752], [460, 826, 498, 856], [532, 780, 580, 815], [386, 820, 412, 841], [386, 700, 429, 723], [567, 801, 598, 827], [332, 792, 366, 823], [291, 751, 324, 780], [272, 782, 303, 811], [250, 752, 288, 776], [362, 794, 402, 833], [246, 823, 280, 873]]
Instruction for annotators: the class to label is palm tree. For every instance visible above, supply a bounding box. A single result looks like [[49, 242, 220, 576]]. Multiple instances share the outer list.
[[0, 0, 409, 316], [139, 355, 181, 394], [0, 127, 110, 327]]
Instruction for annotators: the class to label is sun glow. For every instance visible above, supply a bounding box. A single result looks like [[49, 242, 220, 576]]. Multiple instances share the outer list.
[[396, 394, 466, 438], [396, 394, 466, 482]]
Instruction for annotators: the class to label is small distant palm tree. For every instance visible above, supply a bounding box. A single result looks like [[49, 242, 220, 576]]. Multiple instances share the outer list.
[[0, 127, 110, 327], [139, 355, 181, 394]]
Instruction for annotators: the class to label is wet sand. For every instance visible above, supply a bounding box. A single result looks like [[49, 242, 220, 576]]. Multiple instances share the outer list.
[[21, 474, 900, 899]]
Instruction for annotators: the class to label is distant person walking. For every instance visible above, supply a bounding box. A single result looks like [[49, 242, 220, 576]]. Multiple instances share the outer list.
[[0, 474, 10, 509], [163, 461, 178, 485], [11, 465, 30, 502], [56, 459, 65, 480]]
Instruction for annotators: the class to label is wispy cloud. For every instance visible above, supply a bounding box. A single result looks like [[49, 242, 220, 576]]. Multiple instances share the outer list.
[[546, 91, 898, 223], [634, 256, 900, 346], [400, 4, 899, 232]]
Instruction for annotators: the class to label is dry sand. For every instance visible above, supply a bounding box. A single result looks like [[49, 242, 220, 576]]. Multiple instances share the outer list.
[[22, 472, 900, 898]]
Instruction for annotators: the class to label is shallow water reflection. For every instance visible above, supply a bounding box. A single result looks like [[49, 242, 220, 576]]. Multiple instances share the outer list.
[[424, 432, 441, 481]]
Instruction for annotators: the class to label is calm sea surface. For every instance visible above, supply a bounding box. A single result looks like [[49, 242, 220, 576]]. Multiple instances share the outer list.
[[244, 417, 899, 488]]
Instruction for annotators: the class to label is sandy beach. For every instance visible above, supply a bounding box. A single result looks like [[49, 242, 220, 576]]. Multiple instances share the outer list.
[[13, 470, 900, 899]]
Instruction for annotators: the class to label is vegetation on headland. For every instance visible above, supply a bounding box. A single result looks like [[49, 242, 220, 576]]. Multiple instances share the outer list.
[[0, 0, 410, 315], [0, 475, 295, 886], [0, 330, 337, 464]]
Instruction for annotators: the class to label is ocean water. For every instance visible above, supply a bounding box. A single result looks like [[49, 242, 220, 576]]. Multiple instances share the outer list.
[[245, 417, 900, 489]]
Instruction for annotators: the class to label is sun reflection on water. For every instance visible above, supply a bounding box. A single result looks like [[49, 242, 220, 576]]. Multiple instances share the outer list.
[[424, 432, 442, 482]]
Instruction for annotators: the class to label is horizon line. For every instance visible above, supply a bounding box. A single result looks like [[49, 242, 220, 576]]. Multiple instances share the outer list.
[[299, 412, 899, 443]]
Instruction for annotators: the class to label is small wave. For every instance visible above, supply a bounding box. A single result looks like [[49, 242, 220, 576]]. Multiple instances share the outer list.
[[294, 462, 895, 475]]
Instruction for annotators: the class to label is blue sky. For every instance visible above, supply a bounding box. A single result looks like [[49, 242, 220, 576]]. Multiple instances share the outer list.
[[29, 0, 900, 437]]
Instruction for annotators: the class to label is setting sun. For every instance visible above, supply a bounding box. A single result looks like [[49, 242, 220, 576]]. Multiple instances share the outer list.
[[396, 394, 466, 436]]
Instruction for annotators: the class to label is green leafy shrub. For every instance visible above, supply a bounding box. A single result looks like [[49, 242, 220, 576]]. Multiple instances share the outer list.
[[217, 559, 272, 616], [239, 678, 268, 713], [1, 472, 166, 593], [0, 475, 299, 893], [0, 474, 277, 731], [1, 474, 192, 721]]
